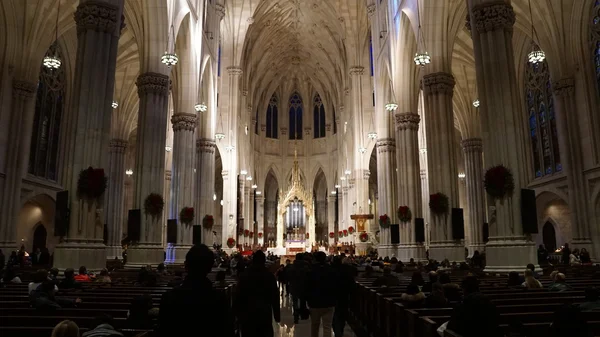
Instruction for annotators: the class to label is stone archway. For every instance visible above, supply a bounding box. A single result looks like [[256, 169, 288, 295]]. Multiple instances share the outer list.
[[32, 223, 47, 253], [17, 193, 57, 255], [542, 221, 557, 252], [535, 191, 571, 249]]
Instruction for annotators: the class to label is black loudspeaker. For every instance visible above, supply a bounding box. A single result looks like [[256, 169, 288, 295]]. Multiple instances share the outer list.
[[103, 224, 108, 245], [483, 223, 489, 243], [521, 188, 539, 234], [54, 190, 69, 236], [167, 219, 177, 244], [451, 208, 465, 240], [193, 226, 202, 245], [415, 218, 425, 243], [390, 224, 400, 244], [127, 209, 141, 242]]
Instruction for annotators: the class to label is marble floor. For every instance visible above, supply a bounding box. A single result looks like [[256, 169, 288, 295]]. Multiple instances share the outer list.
[[272, 293, 357, 337]]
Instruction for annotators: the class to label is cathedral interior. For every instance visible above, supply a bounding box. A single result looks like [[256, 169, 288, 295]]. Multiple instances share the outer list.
[[0, 0, 599, 272]]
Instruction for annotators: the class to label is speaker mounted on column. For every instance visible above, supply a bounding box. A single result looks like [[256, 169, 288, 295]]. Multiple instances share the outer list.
[[521, 189, 539, 234], [193, 226, 202, 245], [167, 219, 177, 244], [415, 218, 425, 243], [54, 190, 69, 237], [390, 224, 400, 244], [127, 209, 141, 242], [451, 208, 465, 240]]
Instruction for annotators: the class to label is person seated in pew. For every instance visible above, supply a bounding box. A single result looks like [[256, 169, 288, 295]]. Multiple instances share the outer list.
[[1, 265, 21, 284], [49, 268, 59, 282], [439, 273, 461, 302], [372, 267, 400, 287], [522, 269, 543, 289], [578, 287, 600, 312], [135, 266, 157, 287], [74, 266, 92, 282], [447, 276, 502, 337], [549, 304, 592, 337], [167, 270, 184, 287], [29, 269, 58, 294], [360, 265, 375, 278], [59, 268, 83, 290], [411, 271, 425, 288], [156, 263, 168, 276], [126, 295, 157, 329], [424, 282, 448, 308], [507, 271, 522, 288], [95, 268, 112, 283], [548, 273, 573, 292], [422, 271, 438, 293], [31, 280, 82, 310], [400, 283, 425, 309], [570, 249, 582, 266], [51, 320, 80, 337], [580, 248, 592, 264], [82, 314, 123, 337], [215, 270, 227, 287]]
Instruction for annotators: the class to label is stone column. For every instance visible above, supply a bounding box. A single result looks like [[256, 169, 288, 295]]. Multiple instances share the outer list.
[[53, 1, 123, 271], [461, 138, 486, 255], [106, 139, 127, 260], [375, 138, 395, 258], [169, 113, 196, 263], [467, 1, 537, 271], [395, 113, 426, 261], [0, 81, 36, 253], [422, 72, 463, 262], [553, 78, 592, 253], [328, 195, 336, 245], [127, 72, 170, 266], [196, 139, 216, 245], [256, 195, 265, 245]]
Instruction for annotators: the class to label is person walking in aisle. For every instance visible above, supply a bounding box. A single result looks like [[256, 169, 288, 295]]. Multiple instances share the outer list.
[[306, 251, 337, 337]]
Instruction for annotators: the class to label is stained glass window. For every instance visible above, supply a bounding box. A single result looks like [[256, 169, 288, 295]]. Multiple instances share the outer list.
[[525, 58, 561, 178], [266, 94, 278, 139], [313, 94, 326, 138], [289, 93, 303, 140], [28, 43, 64, 181]]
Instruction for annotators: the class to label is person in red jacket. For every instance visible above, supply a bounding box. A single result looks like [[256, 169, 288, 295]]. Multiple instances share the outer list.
[[73, 266, 91, 282]]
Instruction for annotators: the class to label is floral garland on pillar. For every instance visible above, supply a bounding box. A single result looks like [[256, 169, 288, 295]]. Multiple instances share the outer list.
[[338, 230, 343, 237], [359, 232, 369, 242], [179, 207, 195, 225], [484, 165, 515, 201], [348, 226, 355, 234], [227, 238, 236, 248], [379, 214, 390, 228], [343, 229, 348, 237], [76, 167, 107, 204], [329, 232, 335, 239], [397, 206, 412, 223], [244, 229, 249, 237], [429, 193, 449, 215], [143, 193, 165, 219], [202, 215, 214, 229], [258, 232, 263, 239]]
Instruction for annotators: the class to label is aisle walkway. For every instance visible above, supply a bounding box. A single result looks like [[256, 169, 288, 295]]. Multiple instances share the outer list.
[[272, 294, 357, 337]]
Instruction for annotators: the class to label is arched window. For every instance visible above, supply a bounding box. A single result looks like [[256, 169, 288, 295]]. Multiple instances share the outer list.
[[592, 0, 600, 98], [266, 94, 278, 139], [28, 43, 65, 181], [313, 94, 326, 138], [289, 93, 303, 140], [525, 56, 561, 178]]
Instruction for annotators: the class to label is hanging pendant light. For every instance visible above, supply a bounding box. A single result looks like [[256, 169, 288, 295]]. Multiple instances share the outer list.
[[385, 103, 398, 111], [527, 0, 545, 65], [367, 131, 377, 140], [195, 103, 208, 112], [162, 23, 178, 67], [44, 0, 62, 70], [472, 99, 480, 108], [414, 0, 430, 68], [358, 147, 367, 154], [215, 132, 225, 140], [413, 52, 431, 67], [112, 101, 119, 109]]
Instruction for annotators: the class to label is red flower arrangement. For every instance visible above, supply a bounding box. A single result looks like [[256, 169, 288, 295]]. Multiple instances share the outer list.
[[338, 231, 343, 237], [202, 215, 214, 229], [429, 193, 449, 215], [179, 207, 195, 225], [244, 229, 249, 237], [379, 214, 390, 228], [258, 232, 263, 238], [397, 206, 412, 223], [329, 232, 335, 239], [227, 238, 236, 248], [249, 231, 254, 238], [77, 167, 108, 202], [348, 226, 355, 234], [343, 229, 348, 237], [306, 233, 309, 239], [359, 232, 369, 242], [144, 193, 164, 219], [484, 165, 515, 200]]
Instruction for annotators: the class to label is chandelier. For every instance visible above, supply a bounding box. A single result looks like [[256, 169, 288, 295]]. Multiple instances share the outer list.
[[385, 103, 398, 111], [215, 133, 225, 140], [358, 147, 367, 154], [225, 144, 235, 152], [162, 22, 178, 67], [367, 131, 377, 140], [527, 0, 545, 65], [195, 103, 207, 112], [252, 184, 258, 189], [414, 52, 431, 67], [112, 101, 119, 109], [240, 169, 248, 175], [246, 176, 253, 181], [344, 169, 351, 175], [44, 1, 62, 70], [165, 146, 172, 152], [472, 99, 480, 108], [414, 0, 430, 68]]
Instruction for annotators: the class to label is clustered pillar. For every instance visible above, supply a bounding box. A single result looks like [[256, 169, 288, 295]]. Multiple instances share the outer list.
[[106, 139, 128, 260], [196, 138, 216, 246], [461, 138, 486, 256], [375, 138, 396, 258]]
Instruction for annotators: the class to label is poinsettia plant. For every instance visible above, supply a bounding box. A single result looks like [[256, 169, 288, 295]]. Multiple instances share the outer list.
[[338, 231, 343, 237], [202, 215, 214, 229], [379, 214, 390, 228], [484, 165, 515, 200], [397, 206, 412, 223], [144, 193, 164, 219], [249, 231, 254, 238], [348, 226, 355, 234], [77, 167, 107, 202], [329, 232, 335, 239], [179, 207, 195, 225], [227, 238, 236, 248], [244, 229, 249, 237], [258, 232, 263, 238], [429, 193, 449, 215], [359, 232, 369, 243], [343, 229, 348, 237]]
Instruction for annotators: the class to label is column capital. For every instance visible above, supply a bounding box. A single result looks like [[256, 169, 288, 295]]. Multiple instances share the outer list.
[[367, 4, 376, 17], [136, 72, 170, 97], [553, 78, 575, 97], [376, 138, 396, 153], [215, 4, 226, 19], [395, 112, 420, 131], [74, 1, 120, 35], [423, 72, 455, 96], [349, 66, 364, 76], [461, 138, 483, 153], [470, 1, 515, 33], [227, 66, 243, 76], [12, 80, 36, 99], [196, 138, 216, 154], [109, 138, 128, 153], [171, 113, 197, 132]]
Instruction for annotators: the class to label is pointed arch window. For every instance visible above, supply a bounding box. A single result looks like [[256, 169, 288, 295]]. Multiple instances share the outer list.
[[525, 56, 561, 178], [592, 0, 600, 98], [289, 93, 303, 140], [313, 94, 326, 138], [266, 94, 278, 139], [28, 43, 65, 181]]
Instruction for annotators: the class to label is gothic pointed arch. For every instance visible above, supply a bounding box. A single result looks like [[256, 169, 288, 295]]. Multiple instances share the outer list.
[[313, 93, 326, 138], [266, 93, 278, 139], [289, 92, 303, 140]]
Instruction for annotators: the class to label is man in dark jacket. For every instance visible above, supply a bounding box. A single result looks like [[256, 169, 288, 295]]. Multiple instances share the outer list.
[[58, 268, 82, 290], [307, 251, 336, 337], [289, 253, 311, 323], [331, 256, 356, 337], [159, 244, 233, 337], [236, 250, 280, 337]]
